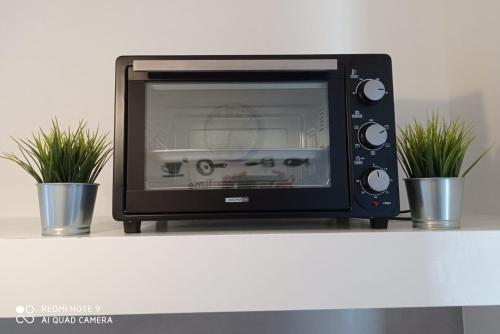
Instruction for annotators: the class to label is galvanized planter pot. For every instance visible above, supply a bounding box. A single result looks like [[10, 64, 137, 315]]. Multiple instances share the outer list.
[[404, 177, 464, 229], [36, 183, 98, 236]]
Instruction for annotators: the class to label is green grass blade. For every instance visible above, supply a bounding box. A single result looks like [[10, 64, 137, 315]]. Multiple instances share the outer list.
[[397, 114, 490, 178], [0, 118, 112, 183]]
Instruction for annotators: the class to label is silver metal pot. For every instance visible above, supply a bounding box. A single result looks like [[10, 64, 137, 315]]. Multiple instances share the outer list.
[[404, 177, 464, 229], [37, 183, 98, 236]]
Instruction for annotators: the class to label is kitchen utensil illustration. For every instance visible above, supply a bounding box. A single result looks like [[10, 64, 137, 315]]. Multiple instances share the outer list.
[[245, 157, 275, 168], [196, 159, 227, 176], [162, 161, 184, 177], [283, 158, 309, 167]]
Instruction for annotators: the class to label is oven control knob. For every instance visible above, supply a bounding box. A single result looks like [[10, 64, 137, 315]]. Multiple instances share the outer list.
[[363, 168, 390, 194], [359, 122, 388, 149], [357, 79, 386, 104]]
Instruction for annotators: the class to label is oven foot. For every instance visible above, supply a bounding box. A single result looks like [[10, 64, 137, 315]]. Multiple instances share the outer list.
[[370, 218, 388, 229], [124, 221, 141, 233]]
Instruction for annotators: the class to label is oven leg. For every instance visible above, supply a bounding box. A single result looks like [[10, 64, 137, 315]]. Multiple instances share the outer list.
[[370, 218, 388, 229], [124, 221, 141, 233]]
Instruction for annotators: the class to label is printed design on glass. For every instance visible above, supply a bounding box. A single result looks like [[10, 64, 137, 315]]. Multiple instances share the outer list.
[[145, 81, 331, 190]]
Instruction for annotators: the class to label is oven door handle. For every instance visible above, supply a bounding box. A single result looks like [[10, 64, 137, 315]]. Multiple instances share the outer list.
[[132, 59, 338, 72]]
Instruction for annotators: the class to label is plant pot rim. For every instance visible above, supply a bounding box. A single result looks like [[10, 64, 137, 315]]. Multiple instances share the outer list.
[[404, 177, 463, 181], [36, 183, 99, 186]]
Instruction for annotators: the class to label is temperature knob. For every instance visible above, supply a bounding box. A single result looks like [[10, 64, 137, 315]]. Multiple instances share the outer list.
[[359, 122, 388, 149], [357, 79, 386, 104], [363, 168, 390, 194]]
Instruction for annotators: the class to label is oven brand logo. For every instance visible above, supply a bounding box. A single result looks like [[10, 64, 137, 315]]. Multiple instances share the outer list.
[[15, 305, 35, 324], [225, 196, 250, 203]]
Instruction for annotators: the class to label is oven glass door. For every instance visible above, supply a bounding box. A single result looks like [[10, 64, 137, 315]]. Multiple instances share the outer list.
[[146, 81, 331, 190], [125, 70, 349, 213]]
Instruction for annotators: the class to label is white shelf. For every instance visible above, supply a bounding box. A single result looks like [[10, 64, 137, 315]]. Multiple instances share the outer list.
[[1, 213, 500, 317]]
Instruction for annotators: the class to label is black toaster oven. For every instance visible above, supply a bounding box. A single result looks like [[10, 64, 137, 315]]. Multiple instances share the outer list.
[[113, 55, 399, 233]]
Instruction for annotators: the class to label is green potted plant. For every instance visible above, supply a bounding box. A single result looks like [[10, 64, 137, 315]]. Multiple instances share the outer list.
[[397, 115, 491, 229], [1, 119, 112, 236]]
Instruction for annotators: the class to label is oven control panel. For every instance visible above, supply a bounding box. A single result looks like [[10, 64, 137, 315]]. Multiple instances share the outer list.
[[347, 61, 398, 215]]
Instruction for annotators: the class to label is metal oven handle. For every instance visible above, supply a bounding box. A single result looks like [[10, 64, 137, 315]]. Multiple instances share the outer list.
[[133, 59, 338, 72]]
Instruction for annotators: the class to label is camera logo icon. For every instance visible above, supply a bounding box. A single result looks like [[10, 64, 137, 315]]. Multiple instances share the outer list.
[[15, 305, 35, 324]]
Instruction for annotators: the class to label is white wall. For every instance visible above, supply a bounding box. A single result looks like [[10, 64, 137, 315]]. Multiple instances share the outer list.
[[0, 0, 450, 217], [444, 0, 500, 215], [443, 2, 500, 332]]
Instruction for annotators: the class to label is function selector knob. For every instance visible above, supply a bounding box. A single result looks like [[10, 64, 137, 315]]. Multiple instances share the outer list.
[[357, 79, 386, 104], [358, 122, 388, 149], [363, 168, 391, 194]]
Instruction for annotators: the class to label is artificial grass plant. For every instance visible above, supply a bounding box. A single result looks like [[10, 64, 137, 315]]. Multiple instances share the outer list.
[[397, 115, 491, 178], [1, 119, 112, 183]]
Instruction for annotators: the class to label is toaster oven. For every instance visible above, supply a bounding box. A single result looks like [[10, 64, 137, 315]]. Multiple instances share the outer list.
[[113, 55, 399, 233]]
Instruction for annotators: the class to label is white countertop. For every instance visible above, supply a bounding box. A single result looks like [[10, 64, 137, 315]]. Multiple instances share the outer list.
[[1, 214, 500, 317]]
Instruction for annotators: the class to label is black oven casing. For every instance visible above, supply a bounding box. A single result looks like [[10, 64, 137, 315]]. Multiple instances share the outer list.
[[113, 55, 399, 232]]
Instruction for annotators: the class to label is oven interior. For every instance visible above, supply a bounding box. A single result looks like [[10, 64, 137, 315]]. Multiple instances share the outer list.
[[144, 81, 332, 191]]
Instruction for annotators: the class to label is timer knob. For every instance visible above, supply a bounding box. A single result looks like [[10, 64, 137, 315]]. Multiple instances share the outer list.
[[363, 168, 390, 194], [357, 79, 386, 104], [359, 122, 388, 149]]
